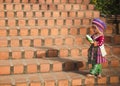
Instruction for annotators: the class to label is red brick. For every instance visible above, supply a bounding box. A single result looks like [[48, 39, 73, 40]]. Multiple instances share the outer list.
[[72, 78, 82, 86], [80, 27, 87, 35], [54, 37, 63, 46], [18, 19, 26, 26], [0, 0, 3, 3], [38, 19, 46, 26], [88, 4, 95, 10], [65, 37, 73, 45], [61, 11, 68, 17], [71, 48, 79, 57], [26, 11, 33, 18], [40, 63, 50, 72], [9, 29, 18, 36], [6, 11, 14, 18], [53, 11, 60, 17], [22, 39, 31, 47], [69, 11, 76, 17], [81, 48, 88, 57], [0, 29, 7, 36], [76, 0, 82, 3], [49, 5, 56, 10], [41, 5, 48, 10], [50, 28, 59, 36], [57, 4, 64, 10], [37, 50, 46, 58], [6, 4, 13, 11], [44, 80, 55, 86], [30, 82, 41, 86], [46, 0, 52, 3], [69, 0, 75, 3], [27, 64, 37, 73], [73, 4, 80, 10], [5, 0, 12, 3], [70, 27, 78, 35], [44, 11, 51, 17], [114, 35, 120, 44], [85, 11, 93, 18], [24, 50, 34, 59], [60, 27, 68, 35], [13, 0, 20, 3], [16, 83, 27, 86], [40, 28, 49, 36], [53, 62, 62, 72], [0, 66, 10, 75], [24, 4, 31, 11], [11, 38, 19, 47], [30, 28, 38, 36], [77, 61, 87, 70], [28, 19, 35, 26], [38, 0, 46, 3], [85, 77, 95, 85], [47, 49, 58, 57], [22, 0, 28, 3], [32, 4, 40, 10], [35, 12, 43, 17], [30, 0, 36, 3], [20, 28, 28, 36], [97, 77, 107, 84], [14, 65, 24, 74], [93, 11, 100, 18], [61, 0, 67, 3], [102, 62, 108, 68], [80, 4, 87, 10], [0, 5, 4, 11], [82, 18, 90, 25], [56, 19, 64, 26], [65, 19, 73, 26], [65, 4, 72, 10], [16, 11, 24, 18], [0, 38, 7, 47], [12, 51, 22, 59], [74, 19, 81, 26], [0, 51, 9, 60], [54, 0, 60, 3], [33, 38, 42, 47], [59, 49, 69, 57], [77, 11, 84, 17], [44, 38, 53, 46], [110, 76, 119, 84], [112, 47, 120, 55], [75, 36, 83, 45], [0, 19, 5, 26], [0, 11, 5, 18], [105, 25, 113, 34], [8, 19, 16, 27], [58, 79, 68, 86], [110, 60, 119, 67], [15, 4, 22, 11], [47, 19, 55, 26], [83, 0, 90, 4]]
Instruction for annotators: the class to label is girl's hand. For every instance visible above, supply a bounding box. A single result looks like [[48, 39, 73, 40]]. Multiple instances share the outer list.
[[94, 41, 97, 46]]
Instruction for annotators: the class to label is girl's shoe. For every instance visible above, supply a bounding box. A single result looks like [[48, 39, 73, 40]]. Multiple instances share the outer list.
[[97, 74, 102, 78], [87, 74, 95, 77]]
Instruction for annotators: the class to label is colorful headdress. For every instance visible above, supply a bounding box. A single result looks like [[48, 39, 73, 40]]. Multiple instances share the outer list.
[[92, 18, 106, 32]]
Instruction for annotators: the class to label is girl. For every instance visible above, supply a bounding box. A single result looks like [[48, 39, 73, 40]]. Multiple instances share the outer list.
[[87, 18, 107, 78]]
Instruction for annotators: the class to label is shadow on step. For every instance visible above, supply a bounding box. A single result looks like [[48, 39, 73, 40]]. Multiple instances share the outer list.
[[35, 46, 89, 76]]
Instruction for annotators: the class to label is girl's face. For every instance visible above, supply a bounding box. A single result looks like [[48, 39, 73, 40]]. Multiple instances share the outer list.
[[89, 25, 101, 35]]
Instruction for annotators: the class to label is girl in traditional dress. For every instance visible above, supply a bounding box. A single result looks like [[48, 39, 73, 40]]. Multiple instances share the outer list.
[[87, 18, 107, 78]]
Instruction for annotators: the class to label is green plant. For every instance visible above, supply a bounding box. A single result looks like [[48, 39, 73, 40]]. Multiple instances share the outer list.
[[90, 0, 120, 16]]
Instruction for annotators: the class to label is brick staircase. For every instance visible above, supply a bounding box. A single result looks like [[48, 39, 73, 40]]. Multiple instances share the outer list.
[[0, 0, 120, 86]]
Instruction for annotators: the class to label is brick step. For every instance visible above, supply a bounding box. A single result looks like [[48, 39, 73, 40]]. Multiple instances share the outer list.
[[0, 3, 95, 11], [0, 35, 87, 47], [0, 67, 120, 86], [0, 55, 120, 75], [105, 35, 120, 45], [0, 0, 90, 4], [0, 18, 94, 27], [0, 27, 87, 37], [0, 10, 99, 19]]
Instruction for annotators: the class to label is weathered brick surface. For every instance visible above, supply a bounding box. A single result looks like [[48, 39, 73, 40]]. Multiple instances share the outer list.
[[0, 0, 120, 86]]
